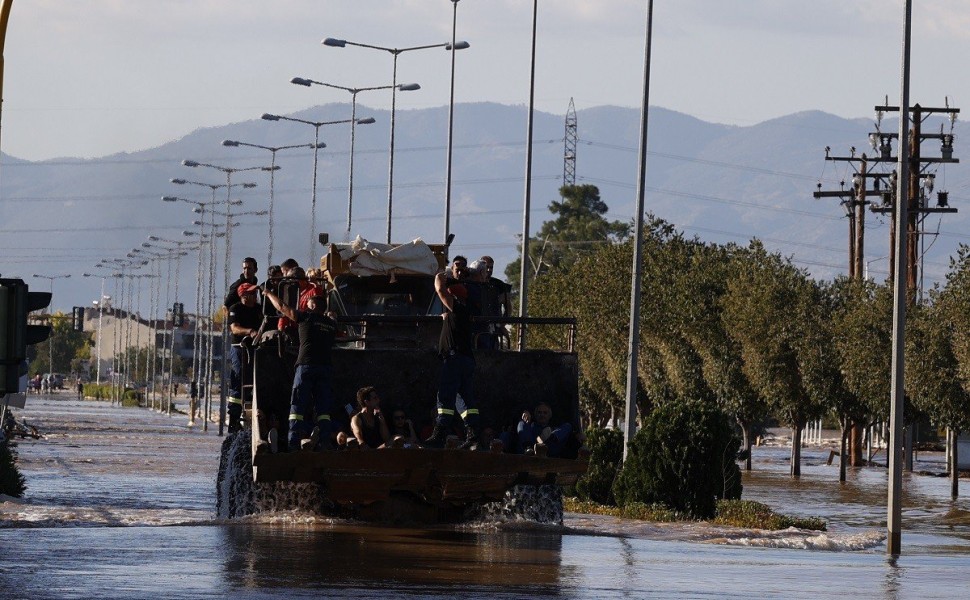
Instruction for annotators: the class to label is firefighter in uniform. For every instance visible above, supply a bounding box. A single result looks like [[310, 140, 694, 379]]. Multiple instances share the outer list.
[[226, 283, 263, 432]]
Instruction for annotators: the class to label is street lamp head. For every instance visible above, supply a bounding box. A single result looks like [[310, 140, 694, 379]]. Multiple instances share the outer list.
[[262, 165, 282, 172], [182, 160, 200, 168], [222, 140, 240, 147], [148, 236, 160, 241], [397, 83, 420, 92], [229, 199, 244, 205], [446, 41, 470, 51], [241, 183, 258, 189], [192, 207, 203, 213], [356, 117, 376, 125], [162, 196, 178, 202], [291, 77, 312, 87], [182, 231, 194, 237], [313, 141, 328, 149], [261, 113, 281, 122], [322, 37, 347, 48], [171, 178, 187, 185]]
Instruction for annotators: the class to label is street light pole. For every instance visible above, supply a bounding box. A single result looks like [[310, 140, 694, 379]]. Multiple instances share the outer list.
[[221, 139, 314, 266], [323, 36, 469, 243], [82, 272, 111, 386], [290, 78, 408, 235], [31, 273, 71, 385], [182, 228, 226, 432], [180, 162, 260, 436], [262, 113, 374, 261], [145, 237, 203, 415], [517, 1, 538, 351], [168, 180, 236, 428], [445, 0, 462, 243]]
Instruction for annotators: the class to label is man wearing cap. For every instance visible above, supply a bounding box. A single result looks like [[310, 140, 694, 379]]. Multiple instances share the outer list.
[[264, 285, 338, 451], [425, 269, 479, 449], [227, 283, 264, 432]]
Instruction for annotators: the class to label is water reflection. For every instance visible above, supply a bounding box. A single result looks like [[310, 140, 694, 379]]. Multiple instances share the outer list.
[[883, 557, 902, 600], [219, 523, 565, 593]]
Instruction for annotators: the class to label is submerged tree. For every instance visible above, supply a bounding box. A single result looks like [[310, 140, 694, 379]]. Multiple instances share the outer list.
[[613, 398, 742, 518], [721, 242, 824, 477]]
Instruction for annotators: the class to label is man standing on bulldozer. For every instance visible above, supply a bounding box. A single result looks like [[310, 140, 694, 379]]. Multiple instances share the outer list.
[[425, 271, 479, 449], [264, 286, 338, 451]]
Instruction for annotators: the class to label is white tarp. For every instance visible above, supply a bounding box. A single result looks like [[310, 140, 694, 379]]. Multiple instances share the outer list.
[[336, 236, 439, 277]]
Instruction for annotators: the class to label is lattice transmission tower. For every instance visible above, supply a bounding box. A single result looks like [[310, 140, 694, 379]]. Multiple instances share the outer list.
[[563, 98, 577, 186]]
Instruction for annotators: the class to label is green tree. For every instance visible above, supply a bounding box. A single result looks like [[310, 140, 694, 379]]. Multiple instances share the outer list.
[[721, 242, 825, 477], [921, 245, 970, 497], [681, 243, 765, 471], [612, 398, 742, 518], [28, 312, 93, 377], [825, 277, 874, 480], [506, 184, 630, 297]]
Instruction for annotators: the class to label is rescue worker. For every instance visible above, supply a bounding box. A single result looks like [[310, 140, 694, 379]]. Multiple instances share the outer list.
[[480, 255, 512, 317], [264, 286, 338, 451], [224, 257, 258, 310], [425, 271, 479, 449], [227, 282, 263, 433]]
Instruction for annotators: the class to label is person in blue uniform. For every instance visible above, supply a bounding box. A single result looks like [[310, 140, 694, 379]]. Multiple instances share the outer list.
[[264, 286, 338, 451]]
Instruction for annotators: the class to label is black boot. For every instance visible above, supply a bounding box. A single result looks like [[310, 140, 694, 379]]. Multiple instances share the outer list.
[[424, 424, 449, 448], [457, 426, 477, 450]]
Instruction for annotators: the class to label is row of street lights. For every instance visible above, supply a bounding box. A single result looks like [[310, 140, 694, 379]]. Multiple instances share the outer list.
[[76, 3, 470, 435], [318, 35, 469, 243]]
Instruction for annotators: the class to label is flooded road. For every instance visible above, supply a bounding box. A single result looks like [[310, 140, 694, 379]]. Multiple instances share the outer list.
[[2, 395, 969, 599]]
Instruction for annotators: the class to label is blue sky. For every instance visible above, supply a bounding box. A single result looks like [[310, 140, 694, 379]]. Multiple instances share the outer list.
[[2, 0, 965, 161]]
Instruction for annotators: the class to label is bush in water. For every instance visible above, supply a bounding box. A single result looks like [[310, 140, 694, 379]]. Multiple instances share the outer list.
[[612, 399, 742, 519], [0, 442, 27, 498], [573, 427, 624, 506]]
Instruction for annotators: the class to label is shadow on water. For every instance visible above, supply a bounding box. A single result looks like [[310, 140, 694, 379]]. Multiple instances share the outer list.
[[219, 523, 566, 594]]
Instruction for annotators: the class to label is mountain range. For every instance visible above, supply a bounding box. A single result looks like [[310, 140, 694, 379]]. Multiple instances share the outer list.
[[1, 101, 968, 314]]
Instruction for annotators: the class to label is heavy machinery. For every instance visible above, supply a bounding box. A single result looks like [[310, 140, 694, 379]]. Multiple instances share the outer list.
[[217, 238, 587, 523]]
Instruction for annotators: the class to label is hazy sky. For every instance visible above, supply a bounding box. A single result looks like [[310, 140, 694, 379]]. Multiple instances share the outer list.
[[2, 0, 967, 161]]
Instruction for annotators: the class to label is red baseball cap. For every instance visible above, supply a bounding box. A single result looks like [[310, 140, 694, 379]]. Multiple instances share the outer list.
[[237, 283, 258, 296]]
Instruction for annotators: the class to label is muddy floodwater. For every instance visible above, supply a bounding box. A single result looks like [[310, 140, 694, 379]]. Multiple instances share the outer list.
[[2, 396, 969, 599]]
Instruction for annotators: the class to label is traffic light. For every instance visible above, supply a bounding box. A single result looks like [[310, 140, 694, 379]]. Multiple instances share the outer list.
[[172, 302, 185, 327], [0, 278, 53, 396], [72, 306, 85, 331]]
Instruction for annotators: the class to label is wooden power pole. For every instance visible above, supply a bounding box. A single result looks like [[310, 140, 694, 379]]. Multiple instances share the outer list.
[[815, 99, 960, 475]]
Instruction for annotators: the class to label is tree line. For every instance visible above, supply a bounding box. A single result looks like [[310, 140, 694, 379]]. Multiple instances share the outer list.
[[520, 185, 970, 478]]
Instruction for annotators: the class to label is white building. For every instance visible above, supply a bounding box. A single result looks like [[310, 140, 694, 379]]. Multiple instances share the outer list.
[[80, 306, 223, 380]]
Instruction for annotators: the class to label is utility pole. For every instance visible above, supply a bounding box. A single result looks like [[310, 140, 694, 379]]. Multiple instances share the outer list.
[[870, 102, 959, 301], [815, 99, 959, 474]]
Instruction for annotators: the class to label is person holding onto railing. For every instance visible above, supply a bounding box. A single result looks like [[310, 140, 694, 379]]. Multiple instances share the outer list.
[[264, 286, 338, 451]]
